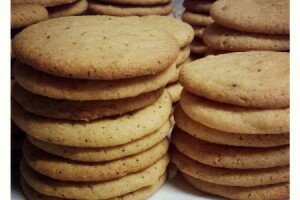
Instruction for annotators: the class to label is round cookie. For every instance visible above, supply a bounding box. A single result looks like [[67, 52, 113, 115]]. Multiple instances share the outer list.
[[97, 0, 170, 5], [172, 128, 290, 169], [28, 120, 171, 162], [12, 82, 164, 121], [180, 90, 290, 134], [183, 0, 214, 13], [11, 4, 48, 29], [172, 148, 289, 187], [11, 0, 77, 7], [13, 61, 175, 100], [175, 45, 190, 65], [174, 106, 290, 147], [183, 174, 290, 200], [140, 15, 194, 48], [193, 26, 205, 38], [23, 138, 169, 181], [12, 91, 172, 147], [179, 51, 290, 108], [88, 1, 173, 16], [21, 173, 166, 200], [20, 155, 169, 199], [182, 11, 214, 26], [12, 16, 179, 80], [166, 83, 183, 103], [48, 0, 88, 18], [203, 23, 290, 51], [190, 39, 209, 55], [210, 0, 290, 34]]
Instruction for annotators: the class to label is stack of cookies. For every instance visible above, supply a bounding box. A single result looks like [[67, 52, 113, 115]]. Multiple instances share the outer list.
[[12, 16, 180, 199], [182, 0, 215, 57], [172, 51, 290, 199], [203, 0, 290, 52], [88, 0, 174, 16], [12, 0, 88, 18]]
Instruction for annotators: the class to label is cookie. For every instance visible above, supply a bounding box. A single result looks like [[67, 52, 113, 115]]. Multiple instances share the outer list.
[[183, 173, 289, 200], [21, 173, 166, 200], [172, 148, 289, 187], [174, 106, 290, 147], [182, 11, 214, 26], [20, 155, 169, 199], [12, 91, 172, 147], [190, 39, 209, 54], [11, 0, 77, 7], [172, 128, 290, 169], [11, 4, 48, 29], [88, 1, 173, 16], [97, 0, 170, 5], [12, 16, 180, 80], [28, 120, 171, 162], [193, 26, 205, 38], [12, 82, 164, 121], [48, 0, 88, 18], [183, 0, 214, 13], [180, 90, 290, 134], [175, 45, 190, 65], [166, 83, 183, 103], [13, 61, 175, 100], [203, 23, 290, 51], [179, 51, 290, 108], [23, 138, 169, 181], [210, 0, 290, 34], [140, 16, 194, 48]]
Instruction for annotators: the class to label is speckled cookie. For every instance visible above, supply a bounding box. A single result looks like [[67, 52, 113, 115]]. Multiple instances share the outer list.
[[12, 16, 179, 80], [166, 83, 183, 103], [13, 61, 175, 100], [140, 16, 194, 48], [183, 0, 214, 13], [23, 138, 169, 181], [12, 82, 164, 121], [172, 128, 290, 169], [11, 4, 48, 29], [11, 0, 77, 7], [175, 45, 190, 65], [12, 91, 172, 147], [174, 106, 290, 147], [97, 0, 170, 5], [183, 173, 289, 200], [179, 51, 290, 108], [48, 0, 88, 18], [182, 11, 214, 26], [190, 39, 209, 54], [88, 1, 173, 16], [21, 155, 169, 199], [193, 26, 205, 38], [180, 90, 290, 134], [21, 173, 166, 200], [172, 148, 289, 187], [210, 0, 290, 34], [203, 23, 290, 51], [28, 120, 171, 162]]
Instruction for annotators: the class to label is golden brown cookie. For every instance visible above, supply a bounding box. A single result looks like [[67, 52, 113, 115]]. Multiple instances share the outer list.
[[182, 11, 214, 26]]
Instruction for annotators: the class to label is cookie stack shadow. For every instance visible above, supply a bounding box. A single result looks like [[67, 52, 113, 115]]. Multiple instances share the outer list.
[[182, 0, 215, 57], [171, 51, 290, 199], [202, 0, 290, 53], [11, 16, 182, 199], [88, 0, 174, 16]]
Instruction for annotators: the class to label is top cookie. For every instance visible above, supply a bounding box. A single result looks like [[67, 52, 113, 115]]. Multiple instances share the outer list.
[[180, 51, 289, 108], [11, 0, 77, 7], [11, 4, 48, 29], [12, 16, 180, 80], [210, 0, 290, 34]]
